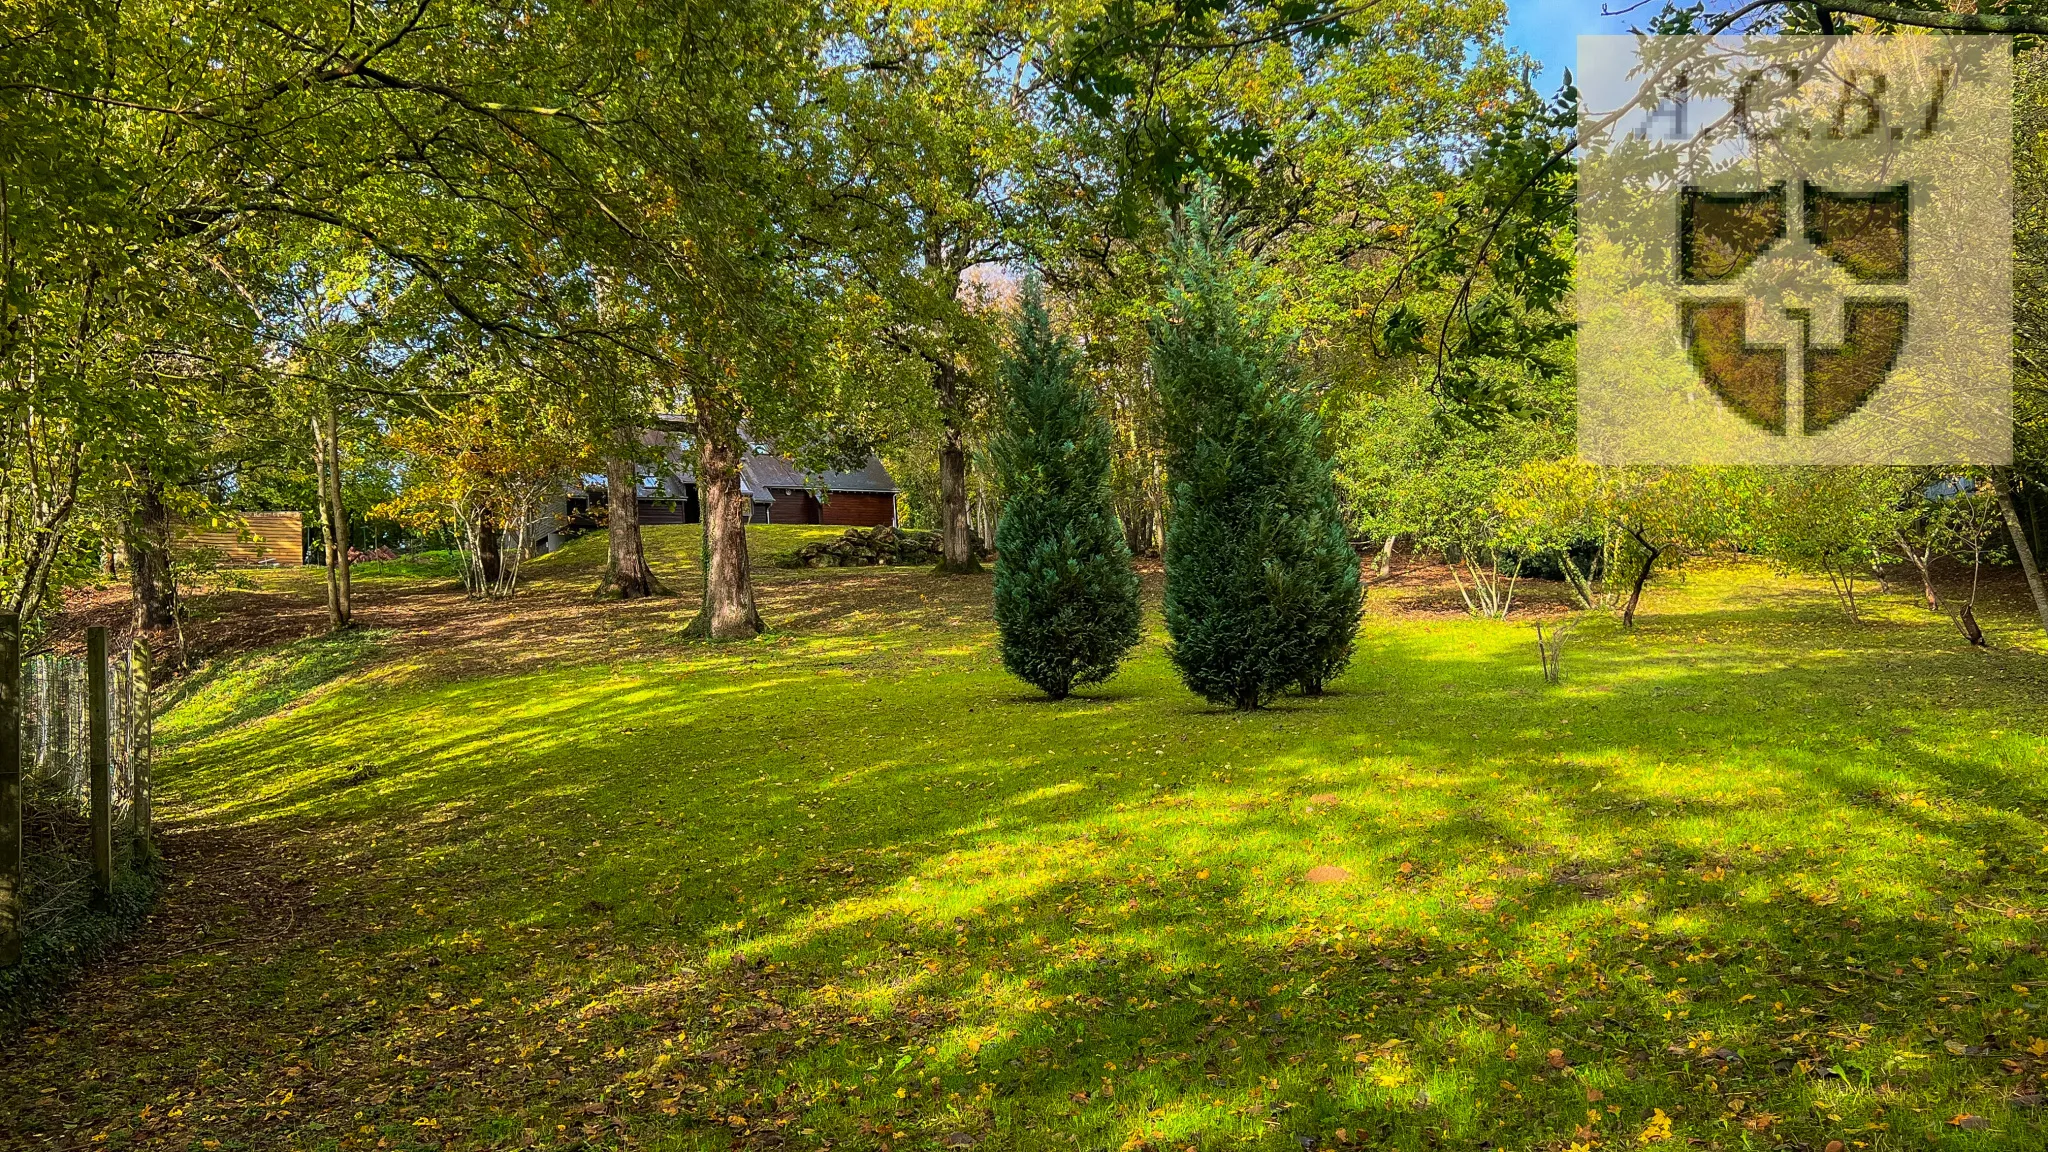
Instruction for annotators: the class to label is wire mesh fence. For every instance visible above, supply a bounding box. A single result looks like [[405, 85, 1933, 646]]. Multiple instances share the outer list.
[[2, 622, 153, 964]]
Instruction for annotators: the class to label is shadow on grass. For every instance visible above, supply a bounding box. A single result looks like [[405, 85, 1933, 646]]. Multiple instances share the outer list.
[[10, 565, 2048, 1150]]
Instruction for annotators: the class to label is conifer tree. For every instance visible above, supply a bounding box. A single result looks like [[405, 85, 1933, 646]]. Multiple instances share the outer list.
[[1152, 199, 1361, 708], [990, 281, 1142, 699]]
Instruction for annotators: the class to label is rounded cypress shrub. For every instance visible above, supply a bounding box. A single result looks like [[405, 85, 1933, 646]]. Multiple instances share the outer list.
[[1152, 202, 1361, 708], [990, 281, 1142, 699]]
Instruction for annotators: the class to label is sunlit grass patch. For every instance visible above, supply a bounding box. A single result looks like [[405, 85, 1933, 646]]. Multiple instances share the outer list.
[[349, 549, 467, 582], [154, 625, 387, 745]]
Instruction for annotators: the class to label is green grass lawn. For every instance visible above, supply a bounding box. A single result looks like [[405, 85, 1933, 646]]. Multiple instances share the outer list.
[[7, 527, 2048, 1151]]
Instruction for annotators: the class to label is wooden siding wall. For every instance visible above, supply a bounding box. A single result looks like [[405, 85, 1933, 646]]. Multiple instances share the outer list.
[[768, 488, 820, 524], [637, 495, 697, 525], [176, 511, 305, 565], [820, 492, 894, 527]]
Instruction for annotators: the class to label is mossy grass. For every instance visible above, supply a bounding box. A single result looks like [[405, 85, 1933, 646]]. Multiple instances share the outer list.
[[5, 534, 2048, 1150]]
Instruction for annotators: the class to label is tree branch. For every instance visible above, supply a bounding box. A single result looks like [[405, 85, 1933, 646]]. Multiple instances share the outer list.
[[1817, 1, 2048, 33]]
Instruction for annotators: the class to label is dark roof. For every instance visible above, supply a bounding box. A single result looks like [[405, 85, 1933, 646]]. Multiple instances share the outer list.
[[743, 451, 897, 494], [629, 422, 897, 499]]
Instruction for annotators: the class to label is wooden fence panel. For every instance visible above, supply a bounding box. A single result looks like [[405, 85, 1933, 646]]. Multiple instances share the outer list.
[[3, 633, 153, 964], [87, 628, 111, 902], [1, 614, 19, 966]]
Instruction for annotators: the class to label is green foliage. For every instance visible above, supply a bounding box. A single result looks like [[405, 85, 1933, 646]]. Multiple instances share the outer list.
[[1737, 467, 1912, 623], [990, 284, 1141, 699], [1337, 375, 1570, 616], [1497, 462, 1741, 622], [1367, 75, 1579, 415], [1049, 0, 1514, 236], [1152, 202, 1360, 707]]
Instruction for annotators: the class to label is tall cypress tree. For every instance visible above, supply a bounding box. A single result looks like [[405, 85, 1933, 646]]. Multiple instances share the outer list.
[[990, 280, 1142, 699], [1152, 199, 1361, 709]]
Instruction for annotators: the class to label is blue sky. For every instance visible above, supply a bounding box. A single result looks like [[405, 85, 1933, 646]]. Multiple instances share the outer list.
[[1504, 0, 1638, 92]]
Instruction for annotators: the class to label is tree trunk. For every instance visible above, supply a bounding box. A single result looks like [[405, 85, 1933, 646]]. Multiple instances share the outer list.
[[310, 405, 352, 630], [685, 386, 764, 640], [124, 468, 177, 631], [1957, 603, 1987, 646], [2029, 487, 2043, 564], [1374, 534, 1399, 580], [1896, 530, 1940, 611], [1992, 468, 2048, 634], [4, 458, 80, 621], [597, 452, 663, 599], [933, 361, 980, 574], [1621, 534, 1660, 630], [475, 510, 502, 589], [1122, 503, 1153, 558]]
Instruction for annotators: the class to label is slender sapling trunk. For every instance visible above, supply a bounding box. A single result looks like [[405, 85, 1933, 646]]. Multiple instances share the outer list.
[[1896, 529, 1940, 610], [1621, 529, 1661, 630], [310, 404, 352, 629], [1993, 468, 2048, 634]]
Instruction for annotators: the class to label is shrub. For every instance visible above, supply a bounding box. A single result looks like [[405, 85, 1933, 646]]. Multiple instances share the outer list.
[[1152, 201, 1360, 708], [989, 282, 1142, 699]]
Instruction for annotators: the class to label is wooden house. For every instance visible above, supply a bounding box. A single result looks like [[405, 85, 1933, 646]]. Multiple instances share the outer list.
[[543, 427, 898, 551]]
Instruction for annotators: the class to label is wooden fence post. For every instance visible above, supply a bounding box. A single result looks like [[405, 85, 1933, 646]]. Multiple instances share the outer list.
[[130, 640, 152, 857], [88, 626, 112, 902], [1, 614, 20, 965]]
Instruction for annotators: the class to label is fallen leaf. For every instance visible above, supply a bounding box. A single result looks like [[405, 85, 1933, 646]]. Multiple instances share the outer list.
[[1547, 1048, 1568, 1069]]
